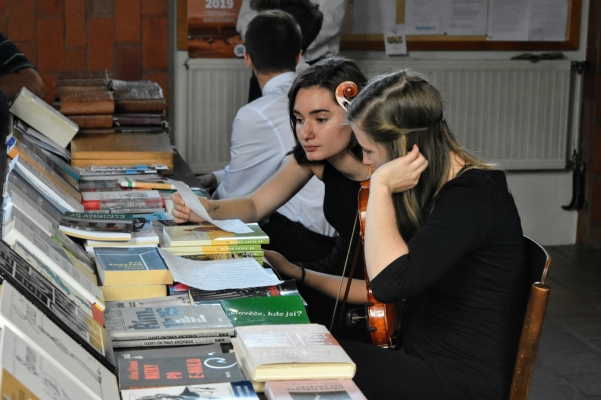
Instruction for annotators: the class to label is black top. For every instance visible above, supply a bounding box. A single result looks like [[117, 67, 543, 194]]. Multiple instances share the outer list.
[[342, 169, 528, 399], [0, 32, 34, 74]]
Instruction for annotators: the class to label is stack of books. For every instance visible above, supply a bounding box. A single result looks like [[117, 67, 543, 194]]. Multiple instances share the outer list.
[[158, 221, 268, 265], [93, 246, 172, 301]]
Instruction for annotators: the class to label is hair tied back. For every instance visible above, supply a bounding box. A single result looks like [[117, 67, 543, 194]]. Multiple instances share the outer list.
[[335, 81, 359, 111]]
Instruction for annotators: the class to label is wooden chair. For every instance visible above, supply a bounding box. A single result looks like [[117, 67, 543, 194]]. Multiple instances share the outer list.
[[509, 236, 551, 400]]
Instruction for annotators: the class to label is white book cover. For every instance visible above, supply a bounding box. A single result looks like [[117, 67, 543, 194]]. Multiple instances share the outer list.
[[9, 87, 78, 148], [0, 283, 119, 400], [264, 380, 367, 400], [3, 190, 55, 233], [3, 212, 105, 310], [9, 155, 84, 212], [0, 326, 96, 400], [3, 169, 65, 222], [85, 221, 159, 248], [121, 381, 258, 400], [81, 189, 162, 201]]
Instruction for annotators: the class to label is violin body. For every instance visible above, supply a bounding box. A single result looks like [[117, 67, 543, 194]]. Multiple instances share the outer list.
[[358, 179, 398, 348]]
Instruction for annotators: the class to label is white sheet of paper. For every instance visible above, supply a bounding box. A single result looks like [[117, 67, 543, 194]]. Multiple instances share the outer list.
[[169, 179, 252, 233], [528, 0, 568, 41], [384, 25, 407, 56], [159, 249, 283, 290], [443, 0, 488, 36], [405, 0, 445, 35], [487, 0, 529, 41]]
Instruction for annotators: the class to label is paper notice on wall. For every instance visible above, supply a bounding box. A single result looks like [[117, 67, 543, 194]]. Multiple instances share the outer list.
[[487, 0, 529, 41]]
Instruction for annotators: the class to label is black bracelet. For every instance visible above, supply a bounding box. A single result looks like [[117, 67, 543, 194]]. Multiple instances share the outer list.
[[298, 266, 306, 284]]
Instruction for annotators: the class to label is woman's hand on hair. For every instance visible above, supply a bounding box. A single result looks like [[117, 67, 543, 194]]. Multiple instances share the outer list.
[[372, 144, 428, 194], [170, 192, 207, 224]]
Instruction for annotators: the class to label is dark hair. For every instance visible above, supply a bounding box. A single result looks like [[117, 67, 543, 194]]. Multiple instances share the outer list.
[[289, 57, 367, 165], [250, 0, 323, 53], [244, 10, 302, 74], [347, 69, 492, 240]]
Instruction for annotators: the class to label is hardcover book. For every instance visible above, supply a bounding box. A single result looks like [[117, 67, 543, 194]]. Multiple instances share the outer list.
[[70, 133, 173, 170], [111, 336, 231, 348], [81, 189, 164, 211], [94, 246, 173, 286], [120, 381, 259, 400], [0, 281, 117, 395], [100, 284, 168, 302], [9, 155, 84, 212], [162, 222, 269, 247], [0, 326, 97, 400], [232, 324, 356, 382], [110, 79, 167, 113], [68, 113, 114, 128], [264, 380, 367, 400], [113, 112, 164, 126], [59, 212, 133, 241], [220, 295, 309, 327], [104, 304, 234, 341], [9, 87, 78, 148], [117, 352, 243, 390], [58, 85, 115, 115], [3, 211, 105, 310]]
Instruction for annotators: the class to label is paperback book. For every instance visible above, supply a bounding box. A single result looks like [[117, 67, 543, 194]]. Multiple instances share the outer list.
[[106, 294, 190, 310], [114, 343, 223, 362], [81, 189, 164, 211], [105, 303, 235, 341], [162, 222, 269, 247], [94, 246, 173, 286], [220, 295, 309, 327], [85, 220, 159, 252], [232, 324, 356, 382], [121, 381, 259, 400], [117, 352, 243, 390], [118, 177, 176, 190], [264, 380, 367, 400], [100, 284, 168, 302], [0, 325, 97, 400], [59, 212, 133, 241], [111, 336, 231, 348], [188, 279, 300, 305], [3, 211, 105, 310]]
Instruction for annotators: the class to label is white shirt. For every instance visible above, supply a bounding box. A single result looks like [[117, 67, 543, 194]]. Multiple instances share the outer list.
[[213, 72, 336, 237], [236, 0, 348, 63]]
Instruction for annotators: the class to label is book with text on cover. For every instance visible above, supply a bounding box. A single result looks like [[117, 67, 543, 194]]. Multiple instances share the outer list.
[[0, 325, 97, 400], [117, 352, 243, 390], [163, 222, 269, 247], [59, 212, 133, 241], [120, 381, 259, 400], [220, 295, 309, 327], [118, 177, 176, 190], [105, 303, 234, 341], [188, 279, 300, 305], [111, 336, 231, 348], [265, 380, 367, 400], [81, 189, 164, 211], [85, 220, 159, 251], [94, 246, 173, 286], [232, 324, 356, 382]]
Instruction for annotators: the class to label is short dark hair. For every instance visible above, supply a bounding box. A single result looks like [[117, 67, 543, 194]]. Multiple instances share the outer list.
[[288, 57, 367, 165], [251, 0, 323, 54], [244, 10, 301, 75]]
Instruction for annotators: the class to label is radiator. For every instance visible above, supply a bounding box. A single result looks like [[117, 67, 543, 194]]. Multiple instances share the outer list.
[[178, 58, 572, 173]]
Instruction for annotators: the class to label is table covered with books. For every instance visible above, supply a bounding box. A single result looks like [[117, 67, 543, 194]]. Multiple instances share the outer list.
[[0, 81, 367, 400]]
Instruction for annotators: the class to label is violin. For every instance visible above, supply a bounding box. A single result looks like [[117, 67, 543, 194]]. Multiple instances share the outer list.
[[357, 178, 398, 348], [334, 81, 398, 348]]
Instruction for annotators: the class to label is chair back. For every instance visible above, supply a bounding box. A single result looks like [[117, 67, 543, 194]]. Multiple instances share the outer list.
[[509, 236, 551, 400]]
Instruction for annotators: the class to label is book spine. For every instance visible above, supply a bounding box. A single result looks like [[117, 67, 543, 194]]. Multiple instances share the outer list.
[[111, 336, 231, 348], [115, 126, 164, 134], [121, 181, 173, 190], [108, 328, 235, 341]]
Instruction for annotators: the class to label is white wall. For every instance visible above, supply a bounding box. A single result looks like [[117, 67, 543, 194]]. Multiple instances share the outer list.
[[169, 0, 589, 246]]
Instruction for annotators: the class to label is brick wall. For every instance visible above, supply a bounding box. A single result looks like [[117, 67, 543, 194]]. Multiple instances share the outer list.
[[578, 0, 601, 246], [0, 0, 169, 107]]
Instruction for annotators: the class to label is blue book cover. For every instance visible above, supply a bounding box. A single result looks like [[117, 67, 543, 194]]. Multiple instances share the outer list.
[[94, 247, 173, 286]]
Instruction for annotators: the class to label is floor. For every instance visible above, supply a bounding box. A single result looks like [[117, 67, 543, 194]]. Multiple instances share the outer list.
[[529, 245, 601, 399]]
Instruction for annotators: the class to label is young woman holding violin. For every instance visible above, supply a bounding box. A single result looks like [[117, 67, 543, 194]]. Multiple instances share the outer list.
[[172, 57, 377, 343]]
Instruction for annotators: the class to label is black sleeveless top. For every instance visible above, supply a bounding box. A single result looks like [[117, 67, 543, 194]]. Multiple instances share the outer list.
[[322, 161, 361, 239]]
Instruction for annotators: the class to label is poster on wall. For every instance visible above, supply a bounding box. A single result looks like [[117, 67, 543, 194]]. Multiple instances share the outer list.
[[187, 0, 245, 58]]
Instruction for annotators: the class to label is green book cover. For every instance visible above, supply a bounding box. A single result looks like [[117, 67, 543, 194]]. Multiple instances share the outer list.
[[220, 295, 309, 327]]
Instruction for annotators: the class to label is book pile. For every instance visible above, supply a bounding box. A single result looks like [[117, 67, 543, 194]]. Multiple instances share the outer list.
[[54, 72, 169, 136]]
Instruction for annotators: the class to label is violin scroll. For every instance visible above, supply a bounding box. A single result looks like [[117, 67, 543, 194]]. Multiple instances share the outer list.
[[335, 81, 359, 111]]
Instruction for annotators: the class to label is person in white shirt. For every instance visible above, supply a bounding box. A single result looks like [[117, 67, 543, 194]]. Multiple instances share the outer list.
[[198, 10, 337, 262]]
